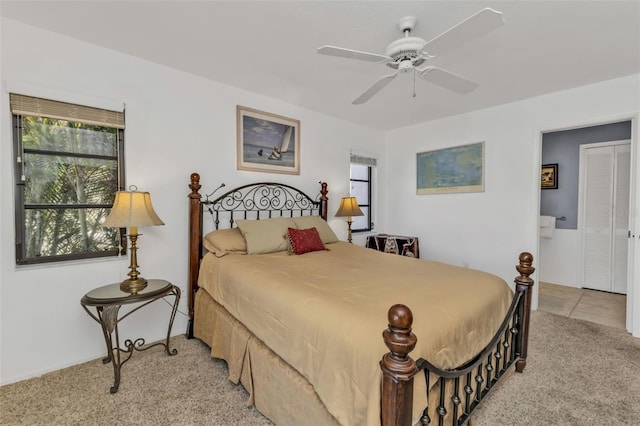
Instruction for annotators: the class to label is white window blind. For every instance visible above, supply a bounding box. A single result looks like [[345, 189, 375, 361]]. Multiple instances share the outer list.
[[350, 153, 377, 167], [10, 93, 125, 129]]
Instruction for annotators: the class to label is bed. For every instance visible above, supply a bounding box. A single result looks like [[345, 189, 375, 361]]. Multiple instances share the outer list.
[[186, 173, 535, 426]]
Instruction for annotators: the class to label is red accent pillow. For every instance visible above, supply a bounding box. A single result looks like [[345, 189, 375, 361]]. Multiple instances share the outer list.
[[287, 227, 325, 255]]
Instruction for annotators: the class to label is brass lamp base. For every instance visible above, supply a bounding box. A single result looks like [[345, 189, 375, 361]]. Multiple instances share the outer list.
[[347, 219, 353, 244], [120, 230, 147, 294], [120, 277, 148, 294]]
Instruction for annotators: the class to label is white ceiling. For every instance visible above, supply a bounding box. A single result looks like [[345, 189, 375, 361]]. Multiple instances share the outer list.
[[2, 1, 639, 130]]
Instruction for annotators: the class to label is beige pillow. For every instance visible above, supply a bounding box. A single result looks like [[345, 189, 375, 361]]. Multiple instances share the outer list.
[[203, 228, 247, 257], [292, 215, 338, 244], [236, 217, 297, 254]]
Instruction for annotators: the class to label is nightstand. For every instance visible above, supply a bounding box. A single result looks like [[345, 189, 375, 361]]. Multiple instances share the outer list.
[[80, 279, 181, 393], [365, 234, 420, 258]]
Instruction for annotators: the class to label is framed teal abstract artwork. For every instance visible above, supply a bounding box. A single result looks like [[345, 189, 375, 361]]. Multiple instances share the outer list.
[[416, 141, 485, 195]]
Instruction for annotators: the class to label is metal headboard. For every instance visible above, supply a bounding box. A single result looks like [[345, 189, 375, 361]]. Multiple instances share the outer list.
[[202, 182, 326, 230]]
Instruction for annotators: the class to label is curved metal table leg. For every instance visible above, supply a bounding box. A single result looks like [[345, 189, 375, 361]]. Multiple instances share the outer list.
[[81, 282, 182, 393]]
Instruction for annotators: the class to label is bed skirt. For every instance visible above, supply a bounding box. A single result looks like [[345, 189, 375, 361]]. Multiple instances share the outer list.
[[194, 288, 505, 425], [194, 288, 342, 426]]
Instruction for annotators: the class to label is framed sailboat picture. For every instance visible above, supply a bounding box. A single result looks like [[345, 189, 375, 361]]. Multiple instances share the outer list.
[[237, 106, 300, 175]]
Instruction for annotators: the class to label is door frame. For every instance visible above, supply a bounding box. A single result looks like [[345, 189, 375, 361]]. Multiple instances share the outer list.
[[535, 113, 638, 337]]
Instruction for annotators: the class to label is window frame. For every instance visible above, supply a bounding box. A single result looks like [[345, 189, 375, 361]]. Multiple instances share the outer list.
[[350, 163, 373, 233], [12, 101, 126, 265]]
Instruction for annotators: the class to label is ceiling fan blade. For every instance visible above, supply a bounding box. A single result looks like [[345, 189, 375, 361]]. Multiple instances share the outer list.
[[421, 8, 504, 57], [352, 73, 398, 104], [418, 67, 478, 94], [317, 45, 391, 63]]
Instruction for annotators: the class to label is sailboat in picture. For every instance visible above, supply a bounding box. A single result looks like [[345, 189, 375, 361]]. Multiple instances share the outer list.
[[268, 126, 293, 160]]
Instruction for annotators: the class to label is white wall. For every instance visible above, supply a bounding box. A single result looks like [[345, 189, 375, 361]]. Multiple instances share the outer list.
[[384, 74, 639, 318], [0, 19, 386, 385]]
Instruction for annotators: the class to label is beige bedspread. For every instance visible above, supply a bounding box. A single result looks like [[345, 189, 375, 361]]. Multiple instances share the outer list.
[[198, 241, 512, 426]]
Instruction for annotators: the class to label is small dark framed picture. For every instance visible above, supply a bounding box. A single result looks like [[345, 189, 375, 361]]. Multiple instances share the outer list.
[[541, 164, 558, 190]]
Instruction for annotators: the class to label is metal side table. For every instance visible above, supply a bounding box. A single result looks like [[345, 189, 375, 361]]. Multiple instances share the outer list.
[[81, 279, 181, 393]]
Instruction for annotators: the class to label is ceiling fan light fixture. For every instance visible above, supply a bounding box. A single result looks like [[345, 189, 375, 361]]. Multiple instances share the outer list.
[[398, 60, 414, 73], [317, 8, 504, 103]]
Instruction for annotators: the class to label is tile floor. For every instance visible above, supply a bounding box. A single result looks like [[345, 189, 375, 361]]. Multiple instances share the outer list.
[[538, 282, 627, 329]]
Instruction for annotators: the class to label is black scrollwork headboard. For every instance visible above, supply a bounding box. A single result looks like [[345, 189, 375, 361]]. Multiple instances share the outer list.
[[203, 182, 327, 230]]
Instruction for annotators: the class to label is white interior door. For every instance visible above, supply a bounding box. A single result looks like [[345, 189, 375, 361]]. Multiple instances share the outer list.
[[613, 144, 631, 293], [582, 145, 614, 291], [580, 141, 631, 294]]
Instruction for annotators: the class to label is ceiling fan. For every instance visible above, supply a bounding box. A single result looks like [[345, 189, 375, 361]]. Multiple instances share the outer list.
[[317, 8, 505, 104]]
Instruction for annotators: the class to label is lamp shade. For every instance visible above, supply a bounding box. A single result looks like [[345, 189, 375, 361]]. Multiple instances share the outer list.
[[103, 189, 164, 228], [335, 196, 364, 218]]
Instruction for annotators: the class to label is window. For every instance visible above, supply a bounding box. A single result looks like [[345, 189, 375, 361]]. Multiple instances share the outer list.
[[11, 94, 126, 265], [350, 154, 376, 232]]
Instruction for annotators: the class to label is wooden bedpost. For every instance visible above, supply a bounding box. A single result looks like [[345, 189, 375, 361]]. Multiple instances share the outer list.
[[380, 304, 418, 426], [514, 252, 535, 373], [319, 181, 328, 221], [187, 172, 202, 339]]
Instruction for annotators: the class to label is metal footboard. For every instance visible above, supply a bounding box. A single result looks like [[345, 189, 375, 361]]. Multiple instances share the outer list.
[[415, 286, 524, 425], [380, 253, 535, 426]]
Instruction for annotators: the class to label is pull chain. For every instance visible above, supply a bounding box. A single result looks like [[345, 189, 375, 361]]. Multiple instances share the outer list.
[[412, 68, 417, 98]]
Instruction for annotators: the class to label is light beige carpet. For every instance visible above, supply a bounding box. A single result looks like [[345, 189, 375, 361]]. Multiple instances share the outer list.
[[1, 311, 639, 425]]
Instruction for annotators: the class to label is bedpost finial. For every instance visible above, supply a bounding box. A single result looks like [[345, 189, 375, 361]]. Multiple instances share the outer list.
[[320, 181, 328, 200], [388, 304, 413, 329], [383, 304, 417, 359], [515, 252, 535, 285], [189, 173, 202, 197], [319, 181, 329, 221]]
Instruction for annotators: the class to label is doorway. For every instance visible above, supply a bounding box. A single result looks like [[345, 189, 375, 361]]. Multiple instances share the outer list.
[[538, 121, 632, 322]]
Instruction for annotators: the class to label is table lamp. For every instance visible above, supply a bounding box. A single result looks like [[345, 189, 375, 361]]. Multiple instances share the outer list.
[[335, 196, 364, 243], [102, 186, 164, 294]]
